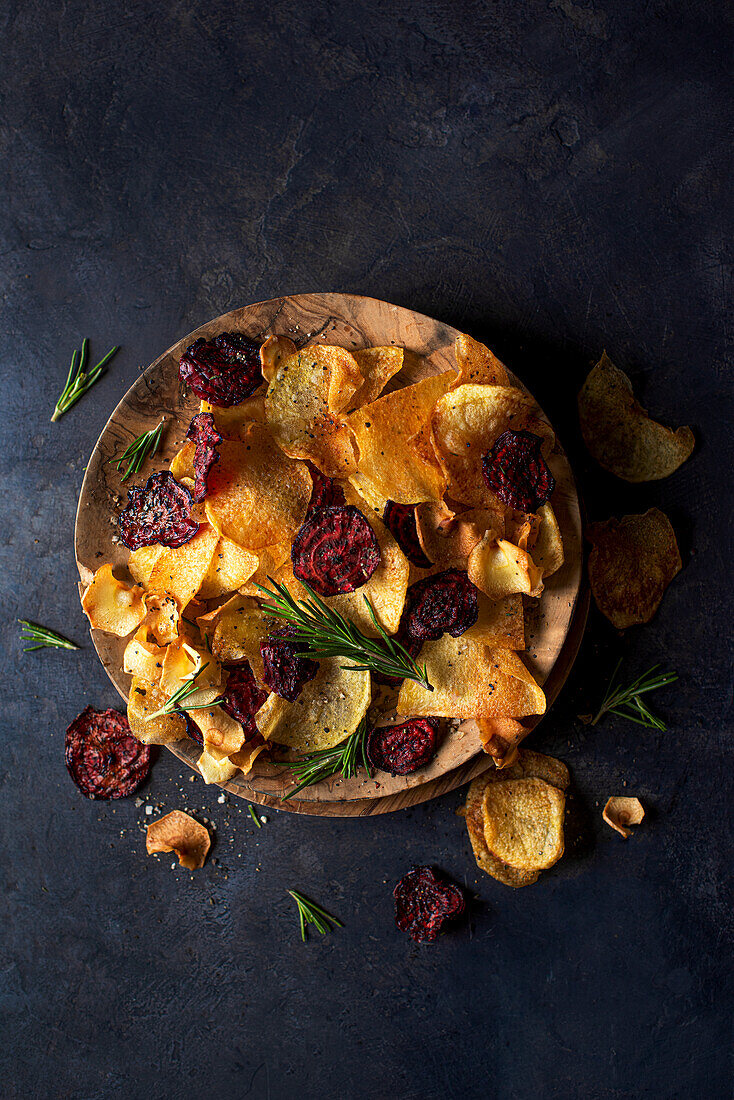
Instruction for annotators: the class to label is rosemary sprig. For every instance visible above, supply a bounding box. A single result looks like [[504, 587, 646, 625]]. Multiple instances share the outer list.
[[276, 717, 371, 800], [255, 578, 433, 691], [288, 890, 343, 942], [248, 805, 262, 828], [588, 661, 678, 730], [18, 620, 79, 652], [146, 662, 211, 721], [51, 340, 120, 421], [115, 418, 166, 482]]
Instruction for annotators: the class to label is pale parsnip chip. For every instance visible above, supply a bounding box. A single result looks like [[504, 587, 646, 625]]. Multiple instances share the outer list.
[[468, 535, 543, 600], [603, 796, 645, 838], [532, 502, 564, 577], [259, 334, 297, 384], [415, 502, 503, 570], [482, 777, 565, 870], [350, 346, 404, 408], [128, 545, 164, 586], [143, 592, 180, 645], [204, 593, 271, 677], [127, 676, 187, 746], [578, 352, 694, 482], [169, 441, 195, 482], [197, 537, 258, 600], [255, 659, 371, 752], [230, 740, 269, 775], [147, 524, 219, 609], [123, 627, 167, 683], [146, 810, 210, 870], [197, 745, 238, 785], [82, 564, 147, 637], [189, 705, 245, 755], [159, 637, 221, 700], [453, 333, 509, 387]]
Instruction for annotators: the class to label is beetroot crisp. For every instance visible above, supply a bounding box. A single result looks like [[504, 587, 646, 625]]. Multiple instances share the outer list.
[[260, 624, 319, 702], [186, 411, 223, 502], [179, 331, 262, 407], [367, 718, 440, 776], [481, 429, 555, 513], [221, 662, 268, 738], [393, 866, 466, 943], [291, 504, 381, 597], [402, 569, 478, 643], [383, 501, 431, 568], [305, 462, 346, 518], [65, 706, 151, 800], [118, 471, 199, 550]]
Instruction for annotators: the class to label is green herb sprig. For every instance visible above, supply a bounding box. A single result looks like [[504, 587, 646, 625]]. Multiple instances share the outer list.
[[18, 620, 79, 652], [288, 890, 343, 942], [585, 661, 677, 730], [256, 578, 432, 691], [248, 805, 262, 828], [51, 340, 119, 421], [146, 662, 212, 721], [276, 717, 371, 800], [115, 418, 166, 482]]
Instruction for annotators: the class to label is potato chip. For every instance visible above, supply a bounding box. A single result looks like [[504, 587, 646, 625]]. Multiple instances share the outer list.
[[255, 658, 371, 752], [197, 745, 238, 785], [587, 508, 682, 628], [202, 392, 266, 437], [453, 333, 509, 387], [532, 503, 564, 577], [476, 717, 527, 767], [81, 564, 147, 637], [189, 704, 245, 755], [468, 535, 543, 600], [169, 441, 195, 482], [578, 352, 694, 481], [123, 627, 166, 683], [415, 502, 503, 570], [347, 373, 455, 506], [127, 676, 187, 745], [197, 537, 258, 599], [205, 427, 312, 550], [205, 593, 271, 677], [397, 637, 545, 719], [259, 334, 297, 384], [431, 383, 553, 508], [469, 595, 525, 650], [264, 345, 362, 476], [483, 777, 565, 869], [349, 346, 404, 408], [127, 545, 164, 586], [146, 524, 219, 609], [603, 796, 645, 838], [146, 810, 210, 870]]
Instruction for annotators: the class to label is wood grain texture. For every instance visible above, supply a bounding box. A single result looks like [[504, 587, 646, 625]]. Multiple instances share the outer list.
[[75, 293, 585, 816]]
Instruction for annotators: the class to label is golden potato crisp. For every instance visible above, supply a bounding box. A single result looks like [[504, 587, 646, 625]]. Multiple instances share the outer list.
[[189, 704, 245, 755], [350, 346, 404, 408], [204, 593, 271, 677], [603, 796, 645, 838], [532, 503, 564, 577], [169, 441, 195, 482], [477, 717, 527, 768], [201, 396, 266, 439], [398, 637, 545, 719], [482, 777, 565, 870], [470, 594, 525, 650], [127, 676, 187, 745], [468, 535, 544, 600], [264, 344, 362, 476], [415, 502, 502, 570], [431, 384, 553, 507], [578, 352, 694, 481], [453, 333, 509, 387], [197, 537, 258, 599], [197, 745, 238, 785], [123, 628, 166, 683], [205, 427, 312, 550], [255, 659, 371, 752], [127, 545, 164, 586], [147, 524, 219, 609], [82, 564, 147, 637], [587, 508, 682, 628], [146, 810, 210, 869], [347, 372, 455, 506]]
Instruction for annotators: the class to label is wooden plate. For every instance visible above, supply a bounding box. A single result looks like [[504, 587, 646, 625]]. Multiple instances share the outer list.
[[75, 293, 585, 816]]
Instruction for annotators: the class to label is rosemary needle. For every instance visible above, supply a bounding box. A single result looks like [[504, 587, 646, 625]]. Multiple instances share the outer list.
[[18, 620, 79, 652], [588, 660, 678, 730], [288, 890, 343, 942], [115, 418, 167, 482], [51, 341, 120, 421], [248, 806, 262, 828]]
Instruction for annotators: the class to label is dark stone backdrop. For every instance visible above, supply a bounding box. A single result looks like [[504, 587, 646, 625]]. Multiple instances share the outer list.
[[1, 2, 731, 1097]]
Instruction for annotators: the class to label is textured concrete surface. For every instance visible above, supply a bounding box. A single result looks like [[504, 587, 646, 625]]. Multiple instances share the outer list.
[[1, 2, 731, 1097]]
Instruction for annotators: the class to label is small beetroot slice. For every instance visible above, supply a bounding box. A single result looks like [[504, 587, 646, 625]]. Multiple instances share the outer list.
[[179, 331, 262, 407], [481, 429, 555, 512], [184, 713, 203, 747], [260, 624, 319, 702], [394, 866, 466, 944], [367, 718, 440, 775], [291, 505, 381, 597], [306, 462, 346, 517], [402, 569, 478, 643], [383, 501, 431, 568], [118, 471, 199, 550], [65, 706, 151, 800], [221, 663, 268, 737], [186, 411, 223, 502]]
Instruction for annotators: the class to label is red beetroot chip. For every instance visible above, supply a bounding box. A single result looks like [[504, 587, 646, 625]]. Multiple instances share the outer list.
[[306, 462, 346, 518], [221, 663, 268, 738], [184, 713, 203, 747], [371, 628, 423, 688], [65, 706, 151, 800], [260, 624, 319, 702], [179, 331, 262, 407], [481, 429, 555, 512], [393, 866, 466, 944], [186, 411, 223, 502], [367, 718, 441, 775], [383, 501, 432, 568], [402, 569, 478, 643], [118, 471, 199, 550], [291, 505, 381, 597]]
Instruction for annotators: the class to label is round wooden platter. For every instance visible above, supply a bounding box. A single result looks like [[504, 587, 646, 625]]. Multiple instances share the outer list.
[[75, 292, 586, 817]]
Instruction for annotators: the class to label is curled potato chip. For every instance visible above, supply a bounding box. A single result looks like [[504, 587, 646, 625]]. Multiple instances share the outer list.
[[203, 593, 271, 677], [127, 676, 187, 745], [255, 658, 371, 752], [468, 535, 543, 600], [205, 428, 312, 550], [143, 593, 180, 645], [347, 373, 455, 506], [483, 777, 565, 869], [476, 716, 527, 767], [532, 503, 564, 577], [169, 441, 195, 482], [264, 345, 362, 476], [147, 524, 219, 608], [159, 637, 221, 700], [603, 796, 645, 838], [431, 384, 553, 508], [146, 810, 210, 869], [128, 545, 164, 586], [82, 564, 147, 637], [587, 508, 682, 628], [415, 502, 502, 570], [197, 537, 258, 600], [350, 346, 404, 408], [197, 745, 239, 785], [453, 333, 509, 387], [398, 636, 545, 719], [189, 704, 245, 755], [578, 352, 694, 481], [123, 627, 166, 683]]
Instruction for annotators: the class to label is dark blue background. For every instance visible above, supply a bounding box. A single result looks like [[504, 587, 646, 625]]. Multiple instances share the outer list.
[[1, 2, 731, 1097]]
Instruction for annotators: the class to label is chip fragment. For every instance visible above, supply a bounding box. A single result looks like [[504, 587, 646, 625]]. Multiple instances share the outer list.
[[382, 501, 431, 567], [146, 810, 211, 869], [179, 331, 263, 406], [603, 796, 645, 838], [578, 352, 694, 481], [393, 866, 466, 943], [414, 502, 501, 571], [118, 472, 199, 550], [402, 569, 478, 643], [147, 524, 220, 609], [291, 504, 381, 597], [481, 429, 555, 512], [366, 718, 440, 776], [477, 717, 527, 768], [185, 411, 222, 501], [587, 508, 682, 628], [260, 624, 319, 701], [65, 706, 151, 800]]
